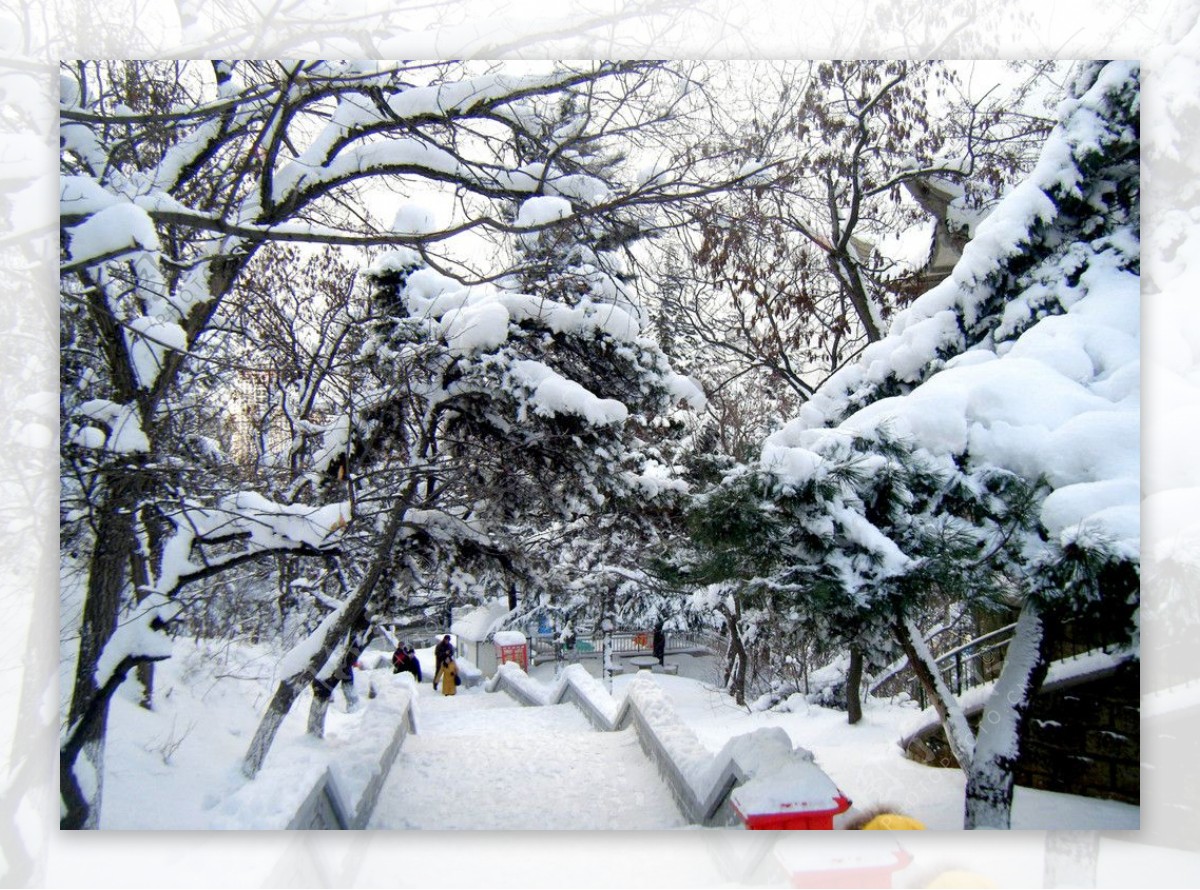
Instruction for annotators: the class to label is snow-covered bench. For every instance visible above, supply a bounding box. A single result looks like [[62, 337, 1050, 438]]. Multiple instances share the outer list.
[[626, 655, 679, 675]]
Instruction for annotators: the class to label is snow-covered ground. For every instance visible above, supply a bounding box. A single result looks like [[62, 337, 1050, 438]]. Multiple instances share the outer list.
[[611, 666, 1138, 831], [369, 692, 688, 829], [99, 638, 1137, 832]]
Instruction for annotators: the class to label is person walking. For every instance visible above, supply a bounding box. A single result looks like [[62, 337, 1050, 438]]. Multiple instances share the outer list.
[[433, 634, 454, 670], [392, 643, 422, 681], [404, 645, 422, 681], [652, 623, 666, 666], [433, 655, 459, 696]]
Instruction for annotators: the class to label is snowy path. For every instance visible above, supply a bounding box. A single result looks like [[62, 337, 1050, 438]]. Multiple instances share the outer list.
[[368, 684, 689, 830]]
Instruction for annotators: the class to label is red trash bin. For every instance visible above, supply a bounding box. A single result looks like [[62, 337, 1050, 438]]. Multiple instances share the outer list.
[[729, 753, 851, 831], [734, 794, 852, 830]]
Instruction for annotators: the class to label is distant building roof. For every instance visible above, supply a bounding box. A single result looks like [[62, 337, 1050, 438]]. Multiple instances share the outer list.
[[882, 175, 974, 301], [451, 598, 512, 641]]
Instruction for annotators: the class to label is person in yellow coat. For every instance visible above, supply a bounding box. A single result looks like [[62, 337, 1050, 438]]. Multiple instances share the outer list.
[[433, 656, 459, 696]]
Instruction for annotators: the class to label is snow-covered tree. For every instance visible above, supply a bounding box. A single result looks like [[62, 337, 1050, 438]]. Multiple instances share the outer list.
[[758, 60, 1140, 828], [240, 218, 707, 768], [58, 59, 742, 828], [656, 61, 1063, 459]]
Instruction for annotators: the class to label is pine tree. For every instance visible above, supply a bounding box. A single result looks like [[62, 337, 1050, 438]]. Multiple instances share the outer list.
[[59, 59, 749, 827], [796, 60, 1139, 429], [759, 60, 1140, 828]]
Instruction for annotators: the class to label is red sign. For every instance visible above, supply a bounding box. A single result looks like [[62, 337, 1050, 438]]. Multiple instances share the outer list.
[[496, 643, 527, 670]]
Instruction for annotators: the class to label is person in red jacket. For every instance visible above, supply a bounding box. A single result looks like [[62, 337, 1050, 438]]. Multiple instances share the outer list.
[[392, 644, 422, 681]]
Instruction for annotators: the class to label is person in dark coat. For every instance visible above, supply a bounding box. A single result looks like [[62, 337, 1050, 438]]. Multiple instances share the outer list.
[[392, 644, 422, 681], [433, 635, 454, 677], [405, 645, 422, 681], [652, 623, 666, 666]]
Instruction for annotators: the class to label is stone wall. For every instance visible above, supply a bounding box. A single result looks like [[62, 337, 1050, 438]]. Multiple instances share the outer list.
[[905, 660, 1139, 805], [1018, 662, 1138, 804]]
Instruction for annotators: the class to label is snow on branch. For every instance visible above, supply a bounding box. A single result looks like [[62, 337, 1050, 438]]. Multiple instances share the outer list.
[[764, 62, 1140, 567], [508, 360, 629, 426], [72, 399, 150, 453], [277, 600, 348, 683], [93, 593, 183, 689], [156, 494, 350, 596], [401, 508, 494, 549], [61, 202, 159, 274]]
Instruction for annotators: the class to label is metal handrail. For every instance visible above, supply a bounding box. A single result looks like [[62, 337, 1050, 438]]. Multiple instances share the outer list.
[[928, 623, 1018, 665], [872, 617, 1131, 707], [529, 629, 725, 664], [888, 628, 1015, 706], [870, 630, 1002, 699]]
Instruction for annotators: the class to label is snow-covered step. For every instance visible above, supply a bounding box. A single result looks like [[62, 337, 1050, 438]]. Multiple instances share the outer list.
[[368, 686, 688, 829]]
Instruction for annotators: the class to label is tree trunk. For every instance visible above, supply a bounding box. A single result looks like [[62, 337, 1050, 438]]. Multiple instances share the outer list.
[[135, 663, 155, 710], [63, 470, 142, 829], [307, 685, 332, 739], [962, 750, 1017, 829], [277, 553, 300, 635], [131, 501, 165, 709], [727, 643, 747, 706], [846, 646, 863, 725], [342, 677, 359, 709], [307, 647, 345, 740], [242, 488, 414, 778], [894, 616, 977, 771], [306, 618, 372, 738], [964, 599, 1052, 830], [60, 730, 106, 831], [242, 678, 303, 778], [132, 557, 155, 711], [830, 250, 882, 342], [722, 617, 748, 707], [61, 653, 167, 828]]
